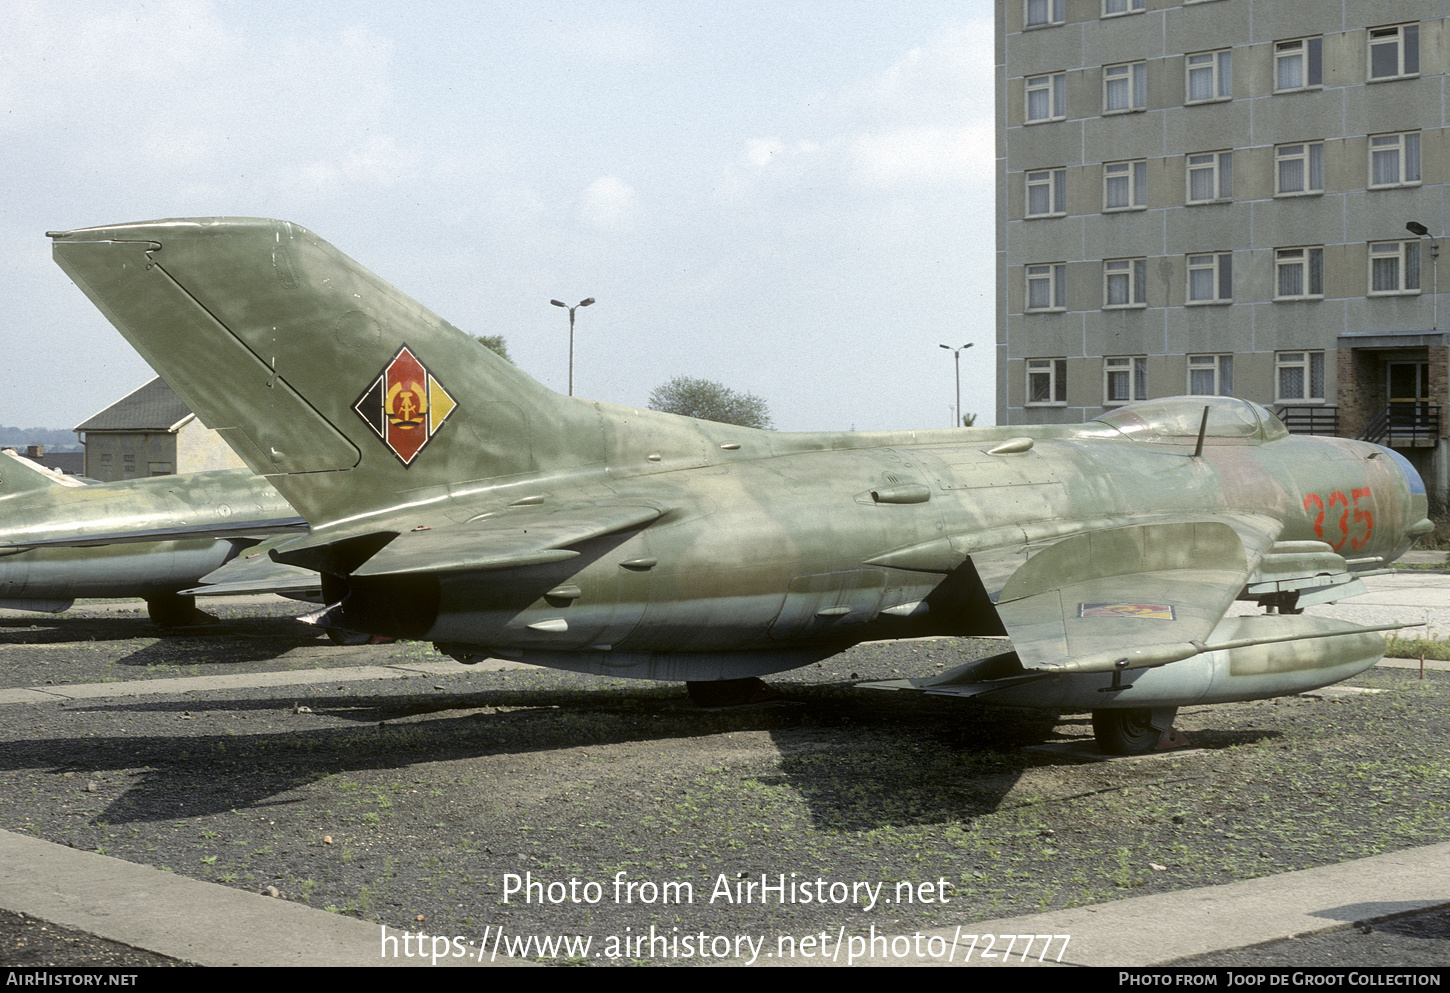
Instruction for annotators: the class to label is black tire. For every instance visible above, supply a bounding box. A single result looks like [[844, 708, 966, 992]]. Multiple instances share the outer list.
[[1092, 708, 1160, 755]]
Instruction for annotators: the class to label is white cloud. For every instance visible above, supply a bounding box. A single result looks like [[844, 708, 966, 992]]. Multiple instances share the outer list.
[[720, 19, 993, 198], [841, 24, 995, 188], [850, 22, 993, 125], [580, 175, 637, 230], [2, 1, 403, 203], [848, 124, 991, 187], [741, 138, 820, 172]]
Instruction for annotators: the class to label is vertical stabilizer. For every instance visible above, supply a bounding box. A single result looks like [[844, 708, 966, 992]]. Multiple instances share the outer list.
[[0, 449, 74, 495], [51, 219, 600, 527]]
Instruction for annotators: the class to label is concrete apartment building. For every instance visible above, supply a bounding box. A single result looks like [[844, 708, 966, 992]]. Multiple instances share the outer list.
[[996, 0, 1449, 497]]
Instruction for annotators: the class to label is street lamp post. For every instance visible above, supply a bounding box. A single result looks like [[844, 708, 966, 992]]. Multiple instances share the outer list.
[[1407, 222, 1440, 331], [550, 297, 595, 396], [939, 342, 974, 427]]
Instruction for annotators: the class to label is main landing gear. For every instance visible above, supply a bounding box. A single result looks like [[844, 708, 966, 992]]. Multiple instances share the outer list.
[[1092, 707, 1191, 755]]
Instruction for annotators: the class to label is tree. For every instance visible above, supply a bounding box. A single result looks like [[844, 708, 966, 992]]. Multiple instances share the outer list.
[[474, 334, 513, 363], [647, 375, 773, 429]]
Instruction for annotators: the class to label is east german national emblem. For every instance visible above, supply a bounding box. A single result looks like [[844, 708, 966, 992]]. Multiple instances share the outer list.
[[353, 345, 457, 465]]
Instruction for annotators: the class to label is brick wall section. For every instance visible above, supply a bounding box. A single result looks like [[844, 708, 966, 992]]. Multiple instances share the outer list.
[[1336, 350, 1383, 441], [1431, 346, 1449, 440]]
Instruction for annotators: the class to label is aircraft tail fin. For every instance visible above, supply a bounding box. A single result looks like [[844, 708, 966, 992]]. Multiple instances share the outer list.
[[51, 218, 601, 528], [0, 449, 77, 495]]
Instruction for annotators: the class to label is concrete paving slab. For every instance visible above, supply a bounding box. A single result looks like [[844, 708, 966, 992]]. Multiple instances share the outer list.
[[921, 843, 1450, 967], [0, 658, 534, 706], [0, 829, 514, 966], [6, 824, 1448, 968]]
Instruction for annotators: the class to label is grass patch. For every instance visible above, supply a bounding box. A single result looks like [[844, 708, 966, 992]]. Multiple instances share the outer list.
[[1384, 637, 1450, 661]]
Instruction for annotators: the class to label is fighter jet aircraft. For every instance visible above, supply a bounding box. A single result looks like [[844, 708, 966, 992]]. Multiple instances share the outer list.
[[49, 218, 1433, 752], [0, 447, 313, 625]]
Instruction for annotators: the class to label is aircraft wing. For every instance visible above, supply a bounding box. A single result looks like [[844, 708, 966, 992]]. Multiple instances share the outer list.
[[0, 516, 309, 551], [990, 516, 1282, 674], [274, 503, 671, 579]]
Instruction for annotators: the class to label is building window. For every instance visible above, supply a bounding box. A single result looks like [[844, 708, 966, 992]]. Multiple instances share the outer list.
[[1188, 354, 1233, 396], [1186, 49, 1232, 103], [1102, 0, 1144, 16], [1187, 253, 1232, 304], [1025, 168, 1067, 218], [1186, 151, 1232, 204], [1027, 358, 1068, 405], [1275, 142, 1324, 196], [1274, 38, 1322, 91], [1026, 72, 1067, 123], [1026, 0, 1065, 27], [148, 462, 173, 476], [1368, 24, 1419, 81], [1103, 62, 1146, 114], [1104, 258, 1147, 308], [1026, 263, 1067, 311], [1275, 247, 1324, 300], [1104, 159, 1147, 211], [1105, 356, 1147, 404], [1276, 351, 1325, 402], [1369, 241, 1421, 295], [1369, 132, 1420, 188]]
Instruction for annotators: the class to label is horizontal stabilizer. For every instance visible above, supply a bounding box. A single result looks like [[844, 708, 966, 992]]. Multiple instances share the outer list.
[[350, 504, 669, 578], [0, 516, 308, 551], [184, 537, 323, 597]]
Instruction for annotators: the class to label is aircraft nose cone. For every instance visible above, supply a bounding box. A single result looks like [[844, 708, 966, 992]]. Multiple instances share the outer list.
[[1373, 445, 1433, 543], [1380, 445, 1427, 497]]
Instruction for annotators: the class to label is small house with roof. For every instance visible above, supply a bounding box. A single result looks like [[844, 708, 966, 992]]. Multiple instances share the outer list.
[[74, 378, 247, 482]]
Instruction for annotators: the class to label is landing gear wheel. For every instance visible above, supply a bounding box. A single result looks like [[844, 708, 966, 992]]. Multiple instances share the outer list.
[[686, 677, 779, 707], [147, 593, 218, 629], [1092, 707, 1189, 755]]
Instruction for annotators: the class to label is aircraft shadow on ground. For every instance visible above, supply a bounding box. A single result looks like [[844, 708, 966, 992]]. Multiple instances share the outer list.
[[2, 680, 1280, 831], [0, 616, 159, 646], [107, 631, 326, 669], [0, 614, 318, 654]]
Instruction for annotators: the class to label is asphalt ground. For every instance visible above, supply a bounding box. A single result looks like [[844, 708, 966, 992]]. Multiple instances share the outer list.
[[1, 576, 1448, 971]]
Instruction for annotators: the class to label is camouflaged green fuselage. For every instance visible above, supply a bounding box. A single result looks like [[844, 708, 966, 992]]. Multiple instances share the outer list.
[[0, 457, 298, 605], [49, 219, 1430, 695]]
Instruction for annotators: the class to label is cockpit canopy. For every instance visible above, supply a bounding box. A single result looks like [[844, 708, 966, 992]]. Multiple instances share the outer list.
[[1086, 396, 1290, 446]]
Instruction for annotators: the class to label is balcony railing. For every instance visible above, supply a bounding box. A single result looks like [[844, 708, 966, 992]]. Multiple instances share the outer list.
[[1358, 403, 1441, 447], [1276, 405, 1339, 436]]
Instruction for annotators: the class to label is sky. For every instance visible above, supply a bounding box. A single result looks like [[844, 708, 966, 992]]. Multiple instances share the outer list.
[[2, 0, 996, 434]]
